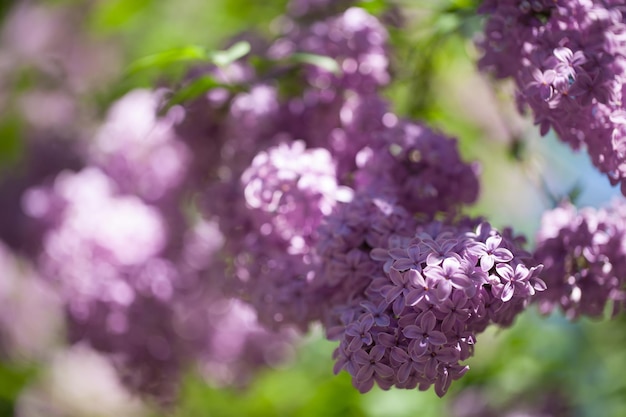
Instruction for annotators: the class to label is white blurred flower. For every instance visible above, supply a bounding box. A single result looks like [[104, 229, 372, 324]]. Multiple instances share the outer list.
[[15, 345, 150, 417]]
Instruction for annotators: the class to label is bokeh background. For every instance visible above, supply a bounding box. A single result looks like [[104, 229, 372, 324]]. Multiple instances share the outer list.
[[1, 0, 625, 416]]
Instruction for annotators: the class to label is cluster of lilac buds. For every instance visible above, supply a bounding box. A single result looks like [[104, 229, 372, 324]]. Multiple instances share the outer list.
[[478, 0, 626, 193], [330, 219, 545, 396], [533, 200, 626, 319]]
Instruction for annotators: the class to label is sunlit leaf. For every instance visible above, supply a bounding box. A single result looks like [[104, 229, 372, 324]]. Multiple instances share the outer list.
[[356, 0, 387, 15], [289, 53, 341, 75], [127, 41, 251, 77], [127, 45, 208, 74], [209, 41, 251, 67]]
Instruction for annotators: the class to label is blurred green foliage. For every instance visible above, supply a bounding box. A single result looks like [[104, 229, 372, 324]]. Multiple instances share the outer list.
[[0, 363, 36, 417], [0, 118, 23, 171]]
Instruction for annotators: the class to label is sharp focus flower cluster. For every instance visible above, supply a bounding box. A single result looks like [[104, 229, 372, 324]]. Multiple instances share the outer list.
[[328, 216, 545, 396], [533, 200, 626, 319], [478, 0, 626, 194]]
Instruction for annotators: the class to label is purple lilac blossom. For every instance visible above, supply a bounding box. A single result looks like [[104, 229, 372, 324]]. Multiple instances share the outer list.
[[279, 91, 392, 181], [25, 167, 169, 313], [276, 7, 390, 94], [286, 0, 355, 20], [315, 192, 418, 332], [0, 134, 83, 256], [89, 89, 190, 204], [192, 298, 295, 387], [185, 9, 394, 333], [87, 89, 195, 252], [268, 7, 393, 180], [216, 84, 284, 179], [478, 0, 626, 194], [22, 167, 184, 399], [354, 121, 481, 217], [22, 164, 295, 399], [533, 200, 626, 319], [241, 141, 348, 253], [328, 214, 544, 396], [177, 7, 393, 187], [206, 141, 349, 331]]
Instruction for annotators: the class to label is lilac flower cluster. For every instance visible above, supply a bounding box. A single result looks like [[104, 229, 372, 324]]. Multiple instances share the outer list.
[[0, 1, 121, 134], [241, 141, 344, 253], [193, 6, 485, 343], [12, 88, 295, 400], [192, 7, 393, 331], [280, 6, 390, 93], [478, 0, 626, 193], [354, 121, 481, 217], [533, 200, 626, 319], [272, 6, 392, 178], [89, 89, 190, 204], [328, 217, 545, 396]]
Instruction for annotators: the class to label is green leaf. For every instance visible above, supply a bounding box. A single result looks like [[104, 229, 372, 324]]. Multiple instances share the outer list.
[[289, 53, 341, 75], [127, 41, 250, 77], [0, 363, 36, 402], [209, 41, 251, 67], [567, 182, 583, 205], [0, 118, 23, 171], [356, 0, 387, 15], [127, 45, 208, 74], [163, 76, 221, 112]]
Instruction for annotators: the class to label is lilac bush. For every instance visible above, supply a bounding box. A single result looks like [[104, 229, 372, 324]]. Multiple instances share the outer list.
[[3, 0, 626, 409]]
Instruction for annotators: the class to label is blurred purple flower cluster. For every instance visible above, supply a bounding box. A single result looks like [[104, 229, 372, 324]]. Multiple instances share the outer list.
[[534, 200, 626, 319], [16, 88, 295, 400], [478, 0, 626, 193]]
